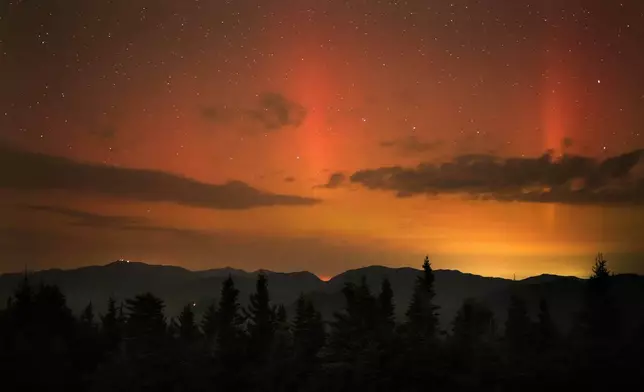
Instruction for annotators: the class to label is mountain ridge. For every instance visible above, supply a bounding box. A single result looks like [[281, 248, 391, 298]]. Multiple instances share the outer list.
[[2, 260, 643, 334], [1, 260, 592, 282]]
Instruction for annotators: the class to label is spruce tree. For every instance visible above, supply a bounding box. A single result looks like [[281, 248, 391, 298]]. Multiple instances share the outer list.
[[330, 278, 377, 344], [177, 304, 200, 342], [201, 302, 218, 341], [125, 293, 167, 342], [80, 301, 95, 326], [537, 298, 557, 350], [273, 304, 291, 354], [101, 297, 123, 350], [276, 304, 287, 324], [452, 299, 496, 348], [505, 294, 531, 355], [406, 256, 440, 340], [216, 276, 243, 358], [378, 278, 395, 333], [293, 294, 325, 360], [293, 294, 309, 355], [581, 253, 617, 342], [246, 272, 275, 361]]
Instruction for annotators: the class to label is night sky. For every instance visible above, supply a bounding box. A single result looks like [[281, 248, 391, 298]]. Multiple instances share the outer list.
[[2, 0, 644, 278]]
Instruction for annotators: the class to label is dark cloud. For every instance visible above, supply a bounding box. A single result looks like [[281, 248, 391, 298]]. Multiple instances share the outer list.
[[316, 172, 346, 189], [380, 135, 444, 154], [284, 176, 296, 183], [337, 149, 644, 204], [247, 92, 306, 131], [201, 92, 306, 132], [23, 205, 144, 228], [0, 143, 320, 209], [22, 204, 208, 238], [200, 105, 237, 124]]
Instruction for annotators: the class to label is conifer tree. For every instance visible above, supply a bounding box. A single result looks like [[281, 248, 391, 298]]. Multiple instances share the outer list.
[[452, 299, 496, 348], [505, 294, 531, 355], [101, 297, 123, 350], [80, 301, 95, 326], [581, 253, 617, 342], [246, 272, 275, 361], [201, 302, 218, 341], [406, 256, 440, 340], [125, 292, 167, 342], [293, 294, 325, 359], [273, 303, 290, 345], [177, 303, 200, 342], [216, 276, 244, 358], [378, 278, 395, 333], [276, 304, 287, 324], [537, 298, 557, 350], [328, 278, 378, 362]]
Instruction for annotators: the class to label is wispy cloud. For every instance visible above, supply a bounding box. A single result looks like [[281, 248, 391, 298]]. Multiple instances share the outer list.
[[201, 92, 306, 132], [0, 143, 320, 210]]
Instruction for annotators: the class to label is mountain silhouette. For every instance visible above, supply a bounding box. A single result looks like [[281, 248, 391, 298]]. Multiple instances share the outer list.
[[1, 261, 643, 333]]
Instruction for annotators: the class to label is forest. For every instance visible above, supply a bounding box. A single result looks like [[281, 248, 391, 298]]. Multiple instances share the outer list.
[[1, 254, 642, 391]]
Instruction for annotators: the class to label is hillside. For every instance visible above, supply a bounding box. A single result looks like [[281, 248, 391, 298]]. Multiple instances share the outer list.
[[2, 261, 643, 332]]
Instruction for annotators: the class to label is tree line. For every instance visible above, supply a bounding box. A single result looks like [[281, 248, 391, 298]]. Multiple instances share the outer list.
[[1, 254, 642, 391]]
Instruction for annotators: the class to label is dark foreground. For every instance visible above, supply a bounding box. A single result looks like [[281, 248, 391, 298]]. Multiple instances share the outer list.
[[1, 254, 642, 391]]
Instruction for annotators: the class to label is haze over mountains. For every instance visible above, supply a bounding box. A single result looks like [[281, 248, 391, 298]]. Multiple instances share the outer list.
[[2, 260, 643, 333]]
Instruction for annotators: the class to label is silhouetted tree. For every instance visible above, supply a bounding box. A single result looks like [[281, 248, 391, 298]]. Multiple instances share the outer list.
[[406, 255, 440, 341], [201, 301, 218, 343], [378, 278, 395, 334], [94, 294, 181, 391], [101, 297, 123, 351], [330, 278, 378, 349], [124, 292, 167, 352], [452, 299, 496, 348], [215, 276, 244, 359], [503, 294, 535, 386], [293, 294, 325, 360], [246, 272, 275, 362], [276, 304, 287, 324], [326, 278, 383, 390], [572, 254, 621, 390], [449, 299, 500, 389], [81, 302, 96, 327], [505, 294, 532, 355], [261, 301, 294, 392], [209, 276, 249, 390], [1, 279, 79, 390], [76, 301, 104, 382], [580, 253, 617, 342], [177, 304, 200, 342], [536, 298, 557, 350]]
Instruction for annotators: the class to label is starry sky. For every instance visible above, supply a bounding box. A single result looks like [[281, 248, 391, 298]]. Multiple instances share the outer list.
[[2, 0, 644, 278]]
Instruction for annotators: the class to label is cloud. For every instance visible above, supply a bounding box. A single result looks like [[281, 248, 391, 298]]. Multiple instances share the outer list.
[[380, 135, 444, 154], [284, 176, 296, 183], [23, 205, 145, 228], [201, 92, 306, 132], [0, 143, 320, 209], [200, 105, 238, 124], [332, 149, 644, 204], [316, 172, 346, 189], [20, 205, 209, 238], [248, 92, 306, 130]]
